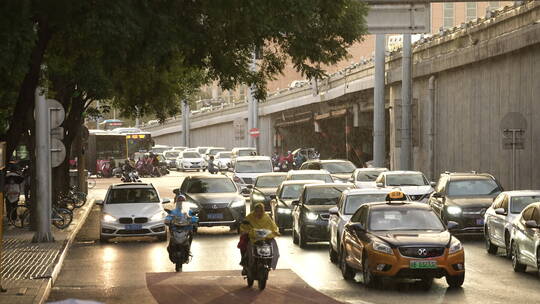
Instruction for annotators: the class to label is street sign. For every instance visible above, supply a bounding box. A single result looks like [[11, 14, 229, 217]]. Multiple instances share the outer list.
[[366, 3, 430, 34], [234, 118, 245, 141], [51, 138, 67, 168], [249, 128, 260, 138], [503, 137, 524, 150], [500, 112, 527, 137], [47, 99, 65, 129]]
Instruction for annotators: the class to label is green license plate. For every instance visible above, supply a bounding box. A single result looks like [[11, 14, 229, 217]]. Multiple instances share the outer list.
[[410, 260, 437, 269]]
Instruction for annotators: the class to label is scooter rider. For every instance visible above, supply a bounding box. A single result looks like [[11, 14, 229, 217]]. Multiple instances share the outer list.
[[165, 195, 198, 271], [238, 203, 280, 272]]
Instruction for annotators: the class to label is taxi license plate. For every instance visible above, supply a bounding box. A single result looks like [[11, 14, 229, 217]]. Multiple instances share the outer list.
[[125, 224, 142, 230], [207, 213, 223, 220], [410, 260, 437, 269]]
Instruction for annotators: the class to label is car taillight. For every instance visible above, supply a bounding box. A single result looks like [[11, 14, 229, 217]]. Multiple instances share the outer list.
[[233, 175, 242, 183]]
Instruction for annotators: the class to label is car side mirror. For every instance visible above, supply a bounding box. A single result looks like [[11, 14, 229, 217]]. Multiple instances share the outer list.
[[329, 206, 338, 215], [494, 208, 506, 216], [95, 199, 103, 206], [291, 200, 300, 206], [376, 182, 384, 188], [430, 181, 436, 187], [447, 221, 459, 230], [525, 220, 539, 229], [162, 198, 171, 204], [241, 188, 251, 195]]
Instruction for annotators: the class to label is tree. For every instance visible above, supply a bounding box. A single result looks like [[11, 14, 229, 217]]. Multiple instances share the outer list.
[[1, 0, 368, 176]]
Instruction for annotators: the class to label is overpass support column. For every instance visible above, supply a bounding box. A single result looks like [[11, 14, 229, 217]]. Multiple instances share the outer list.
[[400, 33, 412, 170], [182, 100, 190, 147], [247, 50, 259, 151], [373, 34, 386, 168]]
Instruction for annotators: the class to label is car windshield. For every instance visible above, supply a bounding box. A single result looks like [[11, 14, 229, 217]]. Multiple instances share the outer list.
[[344, 193, 388, 214], [511, 195, 540, 214], [217, 152, 231, 158], [321, 162, 356, 174], [280, 185, 305, 200], [107, 188, 160, 204], [238, 149, 256, 156], [305, 187, 347, 205], [256, 176, 286, 188], [386, 174, 427, 186], [236, 160, 272, 173], [447, 179, 501, 196], [208, 148, 225, 155], [197, 148, 208, 154], [290, 174, 333, 183], [357, 170, 385, 182], [369, 209, 444, 231], [185, 178, 237, 193], [182, 152, 201, 158], [151, 147, 169, 154], [164, 152, 179, 159]]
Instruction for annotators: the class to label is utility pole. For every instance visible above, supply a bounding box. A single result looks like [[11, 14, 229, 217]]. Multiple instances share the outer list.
[[33, 88, 54, 242], [247, 50, 259, 151], [400, 33, 412, 170], [373, 34, 386, 168], [182, 100, 190, 147]]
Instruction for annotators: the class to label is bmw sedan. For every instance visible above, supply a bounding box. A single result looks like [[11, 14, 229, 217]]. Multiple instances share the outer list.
[[174, 175, 246, 230], [99, 183, 171, 242], [510, 202, 540, 275]]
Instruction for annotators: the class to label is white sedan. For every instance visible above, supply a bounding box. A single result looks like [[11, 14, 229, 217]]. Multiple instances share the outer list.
[[99, 183, 171, 242]]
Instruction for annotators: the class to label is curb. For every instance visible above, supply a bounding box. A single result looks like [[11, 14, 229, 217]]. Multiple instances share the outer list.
[[35, 199, 96, 304]]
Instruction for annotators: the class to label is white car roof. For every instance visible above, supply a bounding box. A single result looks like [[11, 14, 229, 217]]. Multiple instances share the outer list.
[[236, 156, 271, 161], [110, 183, 154, 189], [280, 180, 325, 186], [380, 170, 424, 176], [502, 190, 540, 197], [354, 168, 388, 172], [288, 169, 331, 175]]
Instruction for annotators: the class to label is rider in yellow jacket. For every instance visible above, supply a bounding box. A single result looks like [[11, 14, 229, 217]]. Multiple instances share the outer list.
[[240, 203, 280, 242]]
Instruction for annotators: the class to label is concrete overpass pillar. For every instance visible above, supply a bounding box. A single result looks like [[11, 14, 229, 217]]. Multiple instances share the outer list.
[[400, 33, 412, 170], [247, 50, 259, 151], [373, 34, 386, 168]]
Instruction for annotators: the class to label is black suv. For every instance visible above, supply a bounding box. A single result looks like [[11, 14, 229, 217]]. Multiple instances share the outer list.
[[428, 172, 503, 235]]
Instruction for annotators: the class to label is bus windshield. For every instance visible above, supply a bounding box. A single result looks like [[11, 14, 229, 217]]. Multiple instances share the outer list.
[[96, 136, 125, 159]]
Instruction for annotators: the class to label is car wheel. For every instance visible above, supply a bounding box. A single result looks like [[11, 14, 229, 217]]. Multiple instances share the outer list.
[[340, 249, 355, 280], [329, 243, 339, 264], [418, 277, 433, 291], [505, 231, 512, 258], [512, 242, 527, 272], [484, 227, 498, 254], [362, 254, 379, 288], [446, 273, 465, 288], [298, 226, 307, 249]]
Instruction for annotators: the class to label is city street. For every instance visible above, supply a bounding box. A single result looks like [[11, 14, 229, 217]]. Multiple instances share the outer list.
[[47, 172, 540, 304]]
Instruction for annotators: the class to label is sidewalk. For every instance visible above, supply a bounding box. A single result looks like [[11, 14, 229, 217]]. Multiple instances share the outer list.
[[0, 194, 97, 304]]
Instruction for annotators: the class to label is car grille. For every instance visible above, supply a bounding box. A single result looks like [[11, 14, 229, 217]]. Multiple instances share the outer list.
[[116, 229, 151, 234], [320, 213, 330, 220], [462, 207, 486, 217], [119, 218, 133, 224], [409, 194, 426, 201], [399, 246, 445, 258], [134, 217, 148, 223]]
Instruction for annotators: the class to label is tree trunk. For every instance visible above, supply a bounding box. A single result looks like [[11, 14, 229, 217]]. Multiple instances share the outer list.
[[5, 19, 52, 161]]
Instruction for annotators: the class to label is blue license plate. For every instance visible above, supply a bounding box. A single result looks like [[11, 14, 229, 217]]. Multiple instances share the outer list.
[[125, 224, 142, 230], [476, 219, 484, 225], [207, 213, 223, 220]]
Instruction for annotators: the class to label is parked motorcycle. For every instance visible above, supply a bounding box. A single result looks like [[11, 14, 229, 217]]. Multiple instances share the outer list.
[[165, 209, 198, 272], [244, 229, 274, 290], [121, 170, 141, 183]]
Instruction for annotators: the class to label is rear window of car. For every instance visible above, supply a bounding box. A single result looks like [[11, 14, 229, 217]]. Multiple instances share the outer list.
[[321, 162, 356, 174], [290, 174, 333, 183], [182, 152, 201, 158], [511, 196, 540, 214], [280, 185, 305, 199], [305, 186, 347, 205], [447, 179, 501, 196], [344, 193, 388, 214], [356, 170, 385, 182], [107, 188, 160, 204], [256, 176, 286, 188], [368, 208, 444, 231], [238, 149, 256, 156]]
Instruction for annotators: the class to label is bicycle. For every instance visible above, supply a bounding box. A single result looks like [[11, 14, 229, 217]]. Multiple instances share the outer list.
[[10, 201, 73, 229]]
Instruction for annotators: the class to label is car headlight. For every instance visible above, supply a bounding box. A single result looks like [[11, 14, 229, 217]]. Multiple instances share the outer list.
[[449, 237, 463, 254], [185, 202, 198, 209], [102, 214, 117, 223], [151, 211, 167, 222], [277, 207, 291, 214], [252, 193, 265, 202], [305, 212, 318, 221], [372, 241, 393, 255], [230, 199, 245, 208], [447, 206, 462, 215]]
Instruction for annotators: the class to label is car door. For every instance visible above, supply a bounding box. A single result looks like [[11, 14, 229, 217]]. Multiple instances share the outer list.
[[493, 195, 509, 246], [487, 194, 504, 245], [349, 207, 368, 268], [429, 176, 447, 217], [329, 193, 345, 250], [519, 206, 537, 265], [292, 189, 305, 232]]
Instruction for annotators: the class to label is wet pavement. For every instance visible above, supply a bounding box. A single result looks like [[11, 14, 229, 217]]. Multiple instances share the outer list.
[[47, 172, 540, 304]]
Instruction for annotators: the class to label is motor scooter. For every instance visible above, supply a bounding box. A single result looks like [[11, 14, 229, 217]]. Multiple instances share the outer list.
[[165, 207, 198, 271], [244, 229, 274, 290]]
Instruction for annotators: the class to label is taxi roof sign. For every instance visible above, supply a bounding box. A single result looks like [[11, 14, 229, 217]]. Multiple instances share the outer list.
[[386, 190, 405, 201]]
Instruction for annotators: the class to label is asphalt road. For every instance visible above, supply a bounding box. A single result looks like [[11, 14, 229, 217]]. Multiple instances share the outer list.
[[48, 171, 540, 304]]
